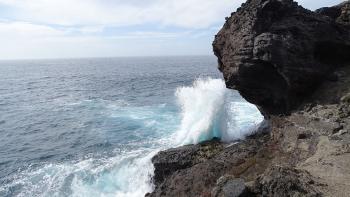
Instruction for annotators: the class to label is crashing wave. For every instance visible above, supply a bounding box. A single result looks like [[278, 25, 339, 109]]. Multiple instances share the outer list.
[[174, 78, 264, 145]]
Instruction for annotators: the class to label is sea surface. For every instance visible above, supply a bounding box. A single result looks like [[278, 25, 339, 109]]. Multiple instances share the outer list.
[[0, 56, 263, 197]]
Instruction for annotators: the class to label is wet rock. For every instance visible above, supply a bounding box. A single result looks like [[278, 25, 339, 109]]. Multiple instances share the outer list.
[[147, 1, 350, 197], [151, 138, 223, 185], [213, 0, 350, 116], [148, 133, 272, 197]]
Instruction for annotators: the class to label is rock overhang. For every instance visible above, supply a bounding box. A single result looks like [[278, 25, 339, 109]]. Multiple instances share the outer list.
[[213, 0, 350, 117]]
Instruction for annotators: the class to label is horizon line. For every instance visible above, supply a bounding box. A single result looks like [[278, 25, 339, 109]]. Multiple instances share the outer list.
[[0, 54, 216, 61]]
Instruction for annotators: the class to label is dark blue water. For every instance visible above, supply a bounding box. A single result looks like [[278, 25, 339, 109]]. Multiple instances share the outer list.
[[0, 56, 262, 197]]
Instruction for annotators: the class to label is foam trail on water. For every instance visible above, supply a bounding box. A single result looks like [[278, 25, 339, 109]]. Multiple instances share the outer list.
[[174, 78, 264, 145], [0, 149, 159, 197], [0, 100, 177, 197], [70, 150, 158, 197], [0, 78, 263, 197]]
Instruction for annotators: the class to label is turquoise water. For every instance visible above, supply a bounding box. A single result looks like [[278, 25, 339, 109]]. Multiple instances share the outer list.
[[0, 56, 263, 197]]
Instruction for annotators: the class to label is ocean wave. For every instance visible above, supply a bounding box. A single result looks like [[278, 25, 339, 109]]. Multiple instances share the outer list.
[[0, 77, 263, 197], [0, 149, 159, 197], [173, 78, 263, 145]]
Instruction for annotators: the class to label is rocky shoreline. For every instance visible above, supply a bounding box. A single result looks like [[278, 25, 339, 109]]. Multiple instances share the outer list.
[[147, 1, 350, 196]]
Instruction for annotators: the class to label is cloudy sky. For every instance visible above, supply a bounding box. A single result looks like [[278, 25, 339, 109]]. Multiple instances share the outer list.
[[0, 0, 343, 59]]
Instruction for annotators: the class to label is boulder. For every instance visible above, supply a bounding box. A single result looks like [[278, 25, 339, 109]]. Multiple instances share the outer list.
[[213, 0, 350, 116], [148, 133, 272, 197], [251, 166, 321, 197], [151, 138, 223, 185], [211, 176, 249, 197]]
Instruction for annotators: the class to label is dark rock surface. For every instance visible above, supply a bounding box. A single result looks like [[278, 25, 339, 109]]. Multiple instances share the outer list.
[[251, 166, 321, 197], [148, 65, 350, 196], [148, 133, 273, 197], [213, 0, 350, 116], [316, 1, 350, 26], [147, 1, 350, 197], [151, 138, 223, 185], [211, 176, 248, 197]]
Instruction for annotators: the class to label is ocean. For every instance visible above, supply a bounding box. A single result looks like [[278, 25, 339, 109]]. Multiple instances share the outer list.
[[0, 56, 263, 197]]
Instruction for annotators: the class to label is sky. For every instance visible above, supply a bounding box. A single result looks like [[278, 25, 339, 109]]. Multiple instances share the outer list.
[[0, 0, 344, 60]]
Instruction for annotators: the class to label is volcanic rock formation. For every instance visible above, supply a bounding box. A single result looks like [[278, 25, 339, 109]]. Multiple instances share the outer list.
[[213, 0, 350, 116], [147, 1, 350, 197]]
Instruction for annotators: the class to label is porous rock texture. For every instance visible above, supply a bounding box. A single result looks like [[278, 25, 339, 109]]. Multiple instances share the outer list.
[[147, 132, 271, 197], [147, 1, 350, 197], [213, 0, 350, 116]]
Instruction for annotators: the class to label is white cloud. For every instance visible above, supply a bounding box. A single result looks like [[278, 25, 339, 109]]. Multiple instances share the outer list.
[[0, 0, 345, 59], [0, 21, 200, 59], [0, 0, 245, 28], [0, 0, 247, 59], [0, 21, 66, 38], [0, 0, 343, 30]]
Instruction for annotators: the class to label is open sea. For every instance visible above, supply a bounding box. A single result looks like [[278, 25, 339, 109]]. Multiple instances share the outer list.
[[0, 56, 263, 197]]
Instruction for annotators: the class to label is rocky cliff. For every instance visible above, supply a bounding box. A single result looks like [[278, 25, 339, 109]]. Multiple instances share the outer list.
[[213, 0, 350, 116], [147, 1, 350, 196]]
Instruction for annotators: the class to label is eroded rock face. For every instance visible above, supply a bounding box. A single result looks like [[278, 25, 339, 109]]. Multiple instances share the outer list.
[[211, 176, 249, 197], [151, 139, 223, 185], [251, 166, 321, 197], [213, 0, 350, 116], [148, 133, 272, 197], [316, 1, 350, 25], [147, 1, 350, 197]]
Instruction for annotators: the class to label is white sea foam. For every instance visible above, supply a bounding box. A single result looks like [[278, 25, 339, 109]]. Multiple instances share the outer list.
[[0, 149, 159, 197], [0, 78, 264, 197], [70, 150, 158, 197], [174, 78, 264, 145], [222, 100, 264, 141], [174, 78, 227, 144]]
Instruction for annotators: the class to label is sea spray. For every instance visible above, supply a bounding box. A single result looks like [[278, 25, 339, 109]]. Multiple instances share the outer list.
[[0, 101, 177, 197], [221, 100, 264, 141], [0, 57, 264, 197], [174, 78, 227, 145], [70, 150, 158, 197], [0, 78, 264, 197], [174, 78, 264, 145]]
